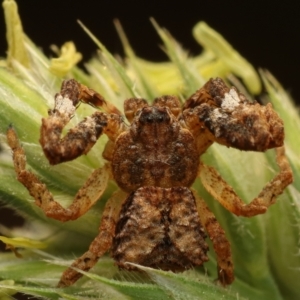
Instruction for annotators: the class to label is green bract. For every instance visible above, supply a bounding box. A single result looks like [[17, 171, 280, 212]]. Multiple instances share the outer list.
[[0, 0, 299, 299]]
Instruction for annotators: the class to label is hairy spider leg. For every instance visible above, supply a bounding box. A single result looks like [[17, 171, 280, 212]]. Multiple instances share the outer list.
[[40, 80, 124, 165], [193, 190, 234, 285], [57, 189, 127, 287], [198, 147, 293, 217], [7, 127, 110, 221]]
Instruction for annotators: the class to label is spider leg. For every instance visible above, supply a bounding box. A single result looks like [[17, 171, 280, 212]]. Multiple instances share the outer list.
[[199, 147, 293, 217], [40, 79, 124, 164], [57, 189, 127, 287], [7, 127, 110, 221], [182, 78, 285, 153], [76, 80, 121, 115], [193, 190, 234, 285]]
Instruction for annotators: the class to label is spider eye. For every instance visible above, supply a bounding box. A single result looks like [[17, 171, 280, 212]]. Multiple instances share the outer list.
[[146, 115, 154, 123], [140, 108, 170, 124], [157, 115, 164, 122]]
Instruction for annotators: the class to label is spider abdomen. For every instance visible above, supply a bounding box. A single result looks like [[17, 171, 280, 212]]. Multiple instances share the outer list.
[[112, 186, 209, 271]]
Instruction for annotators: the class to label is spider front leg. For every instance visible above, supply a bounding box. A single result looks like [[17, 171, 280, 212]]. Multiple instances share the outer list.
[[183, 78, 292, 215], [57, 189, 127, 287], [183, 77, 285, 153], [40, 79, 123, 164], [7, 127, 110, 221], [7, 79, 125, 221], [193, 190, 234, 285], [199, 147, 293, 217]]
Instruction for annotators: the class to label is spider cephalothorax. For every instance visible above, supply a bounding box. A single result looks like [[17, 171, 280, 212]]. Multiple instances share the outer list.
[[7, 77, 293, 287], [112, 97, 199, 192]]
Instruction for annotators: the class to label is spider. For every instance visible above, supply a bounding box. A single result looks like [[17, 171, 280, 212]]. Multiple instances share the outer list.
[[7, 77, 293, 287]]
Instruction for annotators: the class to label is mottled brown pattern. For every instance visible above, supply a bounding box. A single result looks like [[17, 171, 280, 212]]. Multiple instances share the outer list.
[[183, 78, 284, 151], [193, 190, 234, 284], [40, 110, 108, 164], [112, 187, 208, 271], [112, 105, 199, 192], [7, 78, 293, 288]]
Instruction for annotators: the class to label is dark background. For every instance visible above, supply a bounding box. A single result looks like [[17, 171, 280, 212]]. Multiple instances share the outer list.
[[0, 1, 299, 102]]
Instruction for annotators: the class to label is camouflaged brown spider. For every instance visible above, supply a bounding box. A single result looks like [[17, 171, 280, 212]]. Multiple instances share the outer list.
[[7, 77, 293, 287]]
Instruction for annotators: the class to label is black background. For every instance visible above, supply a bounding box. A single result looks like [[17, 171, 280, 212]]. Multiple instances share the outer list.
[[1, 0, 299, 102]]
